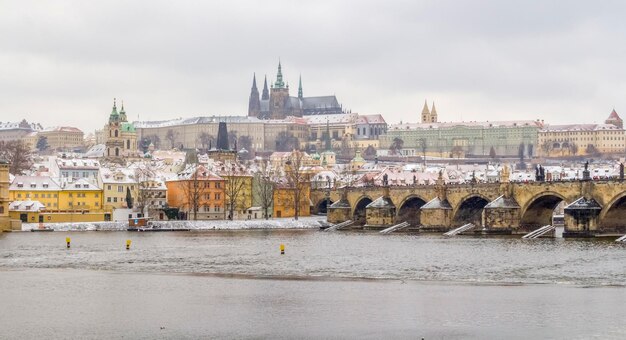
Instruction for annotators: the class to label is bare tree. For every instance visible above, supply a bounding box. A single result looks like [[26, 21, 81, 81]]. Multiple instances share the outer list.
[[364, 145, 376, 157], [276, 131, 299, 151], [0, 140, 32, 175], [198, 132, 214, 151], [253, 160, 275, 219], [285, 150, 310, 220], [165, 129, 178, 149], [179, 166, 207, 220], [135, 162, 155, 217], [221, 163, 250, 220]]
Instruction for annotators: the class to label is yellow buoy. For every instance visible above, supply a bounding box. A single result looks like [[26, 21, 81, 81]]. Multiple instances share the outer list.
[[126, 239, 132, 250], [66, 237, 71, 249], [280, 243, 285, 255]]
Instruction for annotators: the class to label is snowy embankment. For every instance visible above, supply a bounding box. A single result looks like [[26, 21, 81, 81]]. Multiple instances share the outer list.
[[23, 216, 325, 232]]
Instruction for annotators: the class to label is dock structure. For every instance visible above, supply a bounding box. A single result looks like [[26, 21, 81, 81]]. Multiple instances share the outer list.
[[379, 222, 410, 234], [443, 223, 477, 236], [522, 225, 556, 239], [324, 220, 354, 232]]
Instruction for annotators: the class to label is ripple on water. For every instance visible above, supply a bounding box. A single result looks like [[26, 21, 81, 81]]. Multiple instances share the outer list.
[[0, 230, 625, 286]]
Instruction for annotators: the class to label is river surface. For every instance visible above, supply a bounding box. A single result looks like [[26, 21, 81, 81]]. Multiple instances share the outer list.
[[1, 230, 625, 339]]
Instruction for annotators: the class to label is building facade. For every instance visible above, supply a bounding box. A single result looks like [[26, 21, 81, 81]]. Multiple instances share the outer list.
[[0, 120, 42, 143], [38, 126, 84, 151], [538, 124, 625, 157], [165, 165, 225, 220], [380, 120, 542, 158]]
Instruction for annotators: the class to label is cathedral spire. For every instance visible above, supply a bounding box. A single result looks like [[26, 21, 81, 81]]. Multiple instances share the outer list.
[[261, 75, 269, 100], [298, 74, 303, 99], [251, 73, 258, 90], [421, 100, 430, 115], [274, 60, 285, 88], [431, 101, 437, 115], [248, 73, 261, 117]]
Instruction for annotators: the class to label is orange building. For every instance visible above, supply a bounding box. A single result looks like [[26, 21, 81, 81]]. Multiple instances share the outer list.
[[273, 184, 311, 218], [166, 165, 225, 220]]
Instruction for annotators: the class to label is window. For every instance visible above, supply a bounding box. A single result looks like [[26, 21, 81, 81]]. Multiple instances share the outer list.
[[107, 197, 111, 202], [107, 185, 112, 190], [215, 193, 221, 200], [95, 193, 99, 198], [113, 198, 118, 203]]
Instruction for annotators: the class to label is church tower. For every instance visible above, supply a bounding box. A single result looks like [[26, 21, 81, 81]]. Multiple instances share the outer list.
[[261, 75, 269, 100], [421, 100, 430, 123], [105, 98, 125, 161], [430, 101, 438, 123], [269, 61, 291, 119], [248, 73, 261, 117]]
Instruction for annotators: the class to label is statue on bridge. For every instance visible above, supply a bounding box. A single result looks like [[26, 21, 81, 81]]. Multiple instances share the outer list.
[[620, 163, 624, 181], [382, 173, 389, 186], [535, 165, 545, 182]]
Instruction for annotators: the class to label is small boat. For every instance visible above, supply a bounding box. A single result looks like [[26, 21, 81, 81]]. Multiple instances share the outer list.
[[31, 223, 54, 232], [31, 227, 54, 232], [127, 217, 189, 232]]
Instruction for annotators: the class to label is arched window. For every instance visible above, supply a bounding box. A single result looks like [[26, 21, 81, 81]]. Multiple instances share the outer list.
[[114, 130, 119, 137], [115, 148, 119, 157], [127, 140, 130, 149]]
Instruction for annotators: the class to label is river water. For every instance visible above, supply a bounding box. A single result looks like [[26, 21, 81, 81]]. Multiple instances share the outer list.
[[1, 230, 625, 339]]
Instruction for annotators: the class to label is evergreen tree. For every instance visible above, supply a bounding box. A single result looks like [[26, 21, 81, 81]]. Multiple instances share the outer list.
[[126, 187, 134, 209]]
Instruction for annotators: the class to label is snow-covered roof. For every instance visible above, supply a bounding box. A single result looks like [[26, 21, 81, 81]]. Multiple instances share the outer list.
[[9, 200, 46, 211], [10, 176, 61, 191]]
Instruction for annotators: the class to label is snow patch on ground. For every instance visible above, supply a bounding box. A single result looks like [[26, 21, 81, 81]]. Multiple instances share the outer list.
[[23, 216, 325, 232]]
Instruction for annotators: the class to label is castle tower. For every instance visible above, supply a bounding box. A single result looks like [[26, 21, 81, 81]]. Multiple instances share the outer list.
[[216, 122, 230, 151], [269, 61, 290, 119], [430, 101, 438, 123], [421, 100, 430, 123], [248, 73, 261, 117], [605, 109, 623, 129]]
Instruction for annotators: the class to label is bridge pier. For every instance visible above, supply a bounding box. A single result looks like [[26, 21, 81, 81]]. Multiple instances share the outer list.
[[364, 186, 396, 229], [563, 197, 602, 238], [482, 195, 520, 234], [328, 199, 351, 224], [420, 197, 453, 231]]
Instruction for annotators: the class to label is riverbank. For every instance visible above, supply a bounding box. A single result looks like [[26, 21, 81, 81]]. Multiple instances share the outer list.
[[20, 216, 325, 231]]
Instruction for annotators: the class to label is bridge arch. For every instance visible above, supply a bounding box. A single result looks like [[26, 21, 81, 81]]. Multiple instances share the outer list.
[[599, 192, 626, 233], [396, 195, 427, 226], [315, 198, 334, 215], [352, 195, 373, 225], [452, 194, 490, 227], [520, 192, 567, 229]]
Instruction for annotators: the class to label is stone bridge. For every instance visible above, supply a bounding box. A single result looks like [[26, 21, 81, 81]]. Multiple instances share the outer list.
[[311, 175, 626, 237]]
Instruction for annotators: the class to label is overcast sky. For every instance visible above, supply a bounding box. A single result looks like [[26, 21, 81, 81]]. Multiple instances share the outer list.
[[2, 0, 625, 133]]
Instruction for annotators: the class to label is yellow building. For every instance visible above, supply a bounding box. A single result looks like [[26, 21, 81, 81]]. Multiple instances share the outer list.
[[217, 168, 253, 220], [58, 179, 103, 210], [1, 159, 20, 231], [9, 200, 111, 223], [100, 169, 138, 210], [9, 175, 108, 224], [538, 123, 626, 157], [10, 176, 62, 210], [273, 184, 311, 218]]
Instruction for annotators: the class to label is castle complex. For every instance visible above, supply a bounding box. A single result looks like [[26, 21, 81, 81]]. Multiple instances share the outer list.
[[248, 62, 343, 119]]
